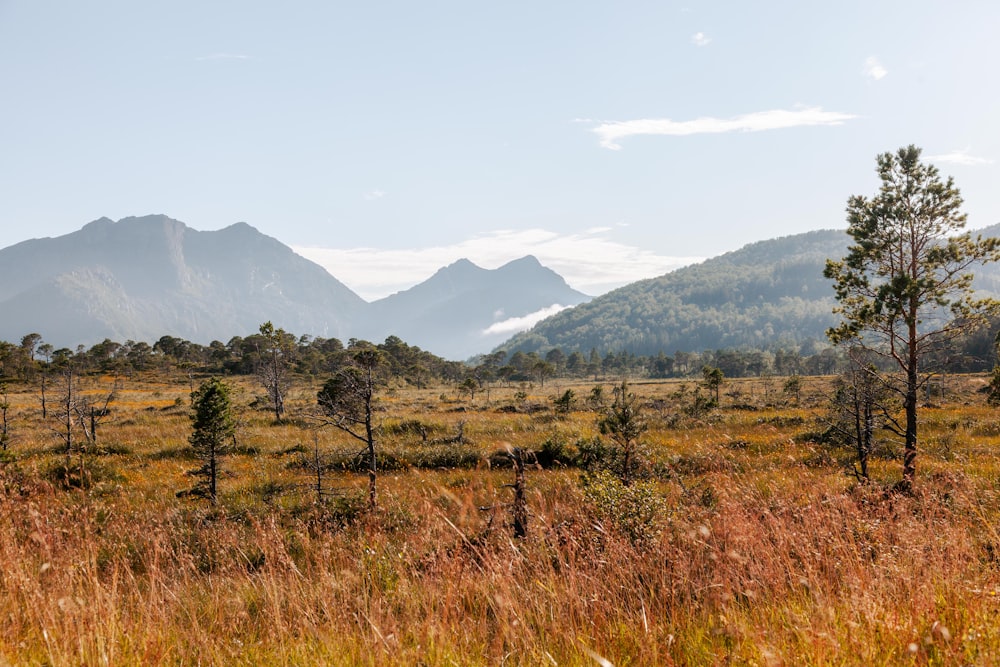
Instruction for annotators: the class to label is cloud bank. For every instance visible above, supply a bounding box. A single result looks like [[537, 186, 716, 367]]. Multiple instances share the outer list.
[[481, 304, 572, 337], [295, 228, 701, 301], [591, 107, 857, 149], [926, 148, 994, 166]]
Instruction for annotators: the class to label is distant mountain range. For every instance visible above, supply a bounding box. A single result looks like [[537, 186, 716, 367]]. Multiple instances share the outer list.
[[5, 215, 999, 361], [0, 215, 588, 360]]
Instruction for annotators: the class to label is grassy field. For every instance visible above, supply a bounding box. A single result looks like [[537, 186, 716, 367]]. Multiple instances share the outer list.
[[1, 372, 999, 665]]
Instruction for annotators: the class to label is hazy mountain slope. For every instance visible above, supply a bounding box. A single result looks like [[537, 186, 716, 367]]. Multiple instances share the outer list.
[[0, 215, 365, 347], [360, 256, 590, 359]]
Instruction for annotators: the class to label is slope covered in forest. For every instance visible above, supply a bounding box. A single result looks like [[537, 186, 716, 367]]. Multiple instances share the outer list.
[[499, 229, 850, 355]]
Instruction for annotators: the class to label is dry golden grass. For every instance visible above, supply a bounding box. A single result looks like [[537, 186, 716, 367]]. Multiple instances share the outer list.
[[0, 372, 998, 665]]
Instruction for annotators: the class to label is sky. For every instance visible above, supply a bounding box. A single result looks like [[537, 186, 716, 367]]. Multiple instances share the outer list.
[[1, 1, 998, 300]]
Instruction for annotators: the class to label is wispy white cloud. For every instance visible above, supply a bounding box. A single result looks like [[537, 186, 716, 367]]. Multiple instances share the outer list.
[[196, 53, 252, 61], [481, 304, 572, 337], [926, 148, 994, 166], [863, 56, 887, 81], [363, 189, 386, 201], [294, 228, 702, 301], [591, 107, 857, 150], [691, 32, 711, 47]]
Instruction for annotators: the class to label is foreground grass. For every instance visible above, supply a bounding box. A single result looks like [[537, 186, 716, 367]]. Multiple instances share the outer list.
[[0, 374, 998, 665]]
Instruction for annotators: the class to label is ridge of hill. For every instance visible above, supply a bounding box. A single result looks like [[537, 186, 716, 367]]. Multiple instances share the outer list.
[[9, 217, 999, 360], [0, 216, 590, 359], [499, 224, 1000, 357], [359, 255, 590, 360], [498, 229, 851, 355], [0, 215, 365, 346]]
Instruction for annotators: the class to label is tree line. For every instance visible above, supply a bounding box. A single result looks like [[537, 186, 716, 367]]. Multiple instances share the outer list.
[[0, 331, 468, 386], [0, 321, 997, 392]]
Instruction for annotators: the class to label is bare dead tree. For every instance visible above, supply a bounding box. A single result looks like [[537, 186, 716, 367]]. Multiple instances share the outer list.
[[50, 363, 83, 487], [75, 377, 119, 451], [0, 383, 11, 453], [480, 446, 537, 539], [316, 347, 384, 510], [825, 351, 899, 483], [312, 433, 323, 503], [508, 447, 531, 538], [39, 371, 47, 419], [37, 343, 53, 419]]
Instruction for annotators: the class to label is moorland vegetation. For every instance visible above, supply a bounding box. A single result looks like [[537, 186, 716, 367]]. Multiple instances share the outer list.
[[0, 346, 999, 664]]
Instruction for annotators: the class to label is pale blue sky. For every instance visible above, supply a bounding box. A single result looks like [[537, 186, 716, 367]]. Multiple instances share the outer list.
[[1, 1, 998, 298]]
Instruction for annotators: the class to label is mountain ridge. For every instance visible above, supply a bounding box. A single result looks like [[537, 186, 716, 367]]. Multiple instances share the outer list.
[[497, 224, 1000, 357], [0, 216, 590, 360], [0, 215, 366, 347], [359, 253, 590, 359], [8, 216, 999, 361]]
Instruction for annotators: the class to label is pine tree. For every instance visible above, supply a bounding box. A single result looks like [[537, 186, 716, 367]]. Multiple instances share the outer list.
[[188, 377, 235, 504], [825, 145, 1000, 489], [599, 381, 648, 486]]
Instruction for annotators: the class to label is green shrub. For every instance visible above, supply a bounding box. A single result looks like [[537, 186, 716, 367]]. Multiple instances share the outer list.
[[575, 436, 617, 471], [580, 470, 665, 548], [553, 389, 575, 414], [383, 419, 440, 439], [534, 436, 577, 468]]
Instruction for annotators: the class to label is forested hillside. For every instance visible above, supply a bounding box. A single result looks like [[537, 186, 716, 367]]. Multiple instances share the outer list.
[[501, 229, 847, 356]]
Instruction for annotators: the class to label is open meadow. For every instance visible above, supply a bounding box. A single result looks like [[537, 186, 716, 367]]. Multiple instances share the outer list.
[[1, 372, 1000, 665]]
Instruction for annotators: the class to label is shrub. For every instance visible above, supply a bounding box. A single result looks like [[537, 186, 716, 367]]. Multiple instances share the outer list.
[[407, 444, 483, 469], [575, 436, 617, 472], [325, 492, 369, 528], [986, 367, 1000, 406], [580, 470, 666, 548], [45, 459, 124, 490], [553, 389, 575, 414], [534, 436, 577, 468], [382, 419, 438, 440]]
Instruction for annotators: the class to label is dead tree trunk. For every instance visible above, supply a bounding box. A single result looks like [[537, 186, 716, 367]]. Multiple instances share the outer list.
[[510, 447, 528, 538]]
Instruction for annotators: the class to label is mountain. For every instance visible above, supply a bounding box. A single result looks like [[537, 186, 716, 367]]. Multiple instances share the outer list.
[[357, 256, 591, 360], [16, 215, 997, 360], [498, 229, 850, 356], [971, 222, 1000, 295], [499, 224, 1000, 357], [0, 215, 365, 347], [0, 216, 589, 359]]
